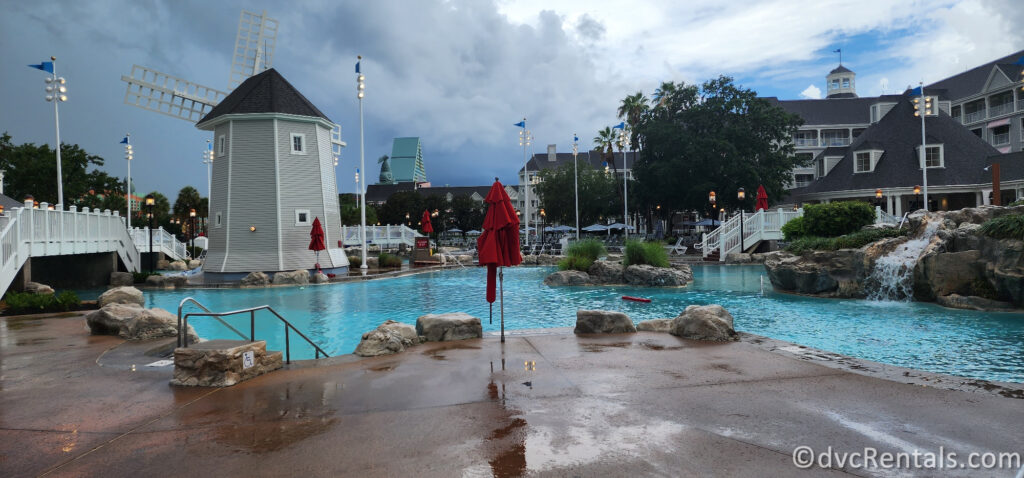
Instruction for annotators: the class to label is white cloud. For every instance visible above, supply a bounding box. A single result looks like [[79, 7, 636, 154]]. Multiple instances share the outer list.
[[799, 84, 822, 99]]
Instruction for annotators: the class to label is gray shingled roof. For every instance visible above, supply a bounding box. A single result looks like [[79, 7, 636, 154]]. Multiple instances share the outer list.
[[925, 49, 1024, 100], [987, 151, 1024, 182], [197, 68, 330, 125], [765, 95, 902, 125], [830, 65, 853, 74], [519, 150, 638, 174], [796, 93, 1000, 196], [0, 194, 22, 211], [418, 186, 491, 199]]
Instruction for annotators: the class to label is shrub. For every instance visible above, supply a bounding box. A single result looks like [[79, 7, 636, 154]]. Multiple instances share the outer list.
[[348, 255, 362, 268], [802, 201, 876, 237], [133, 272, 158, 284], [557, 255, 594, 272], [55, 291, 80, 311], [784, 227, 908, 254], [565, 239, 605, 261], [622, 240, 669, 268], [378, 252, 402, 268], [979, 214, 1024, 240], [1009, 199, 1024, 207], [3, 290, 80, 314], [186, 246, 204, 258], [780, 216, 808, 240]]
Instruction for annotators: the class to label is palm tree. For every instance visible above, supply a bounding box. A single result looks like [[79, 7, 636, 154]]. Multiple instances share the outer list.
[[593, 127, 622, 202], [652, 81, 677, 108], [172, 186, 202, 219], [617, 91, 648, 129]]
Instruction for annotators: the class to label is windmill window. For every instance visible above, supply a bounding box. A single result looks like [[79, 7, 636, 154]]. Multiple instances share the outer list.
[[215, 212, 222, 228], [217, 135, 226, 157], [295, 209, 311, 226], [290, 133, 306, 155]]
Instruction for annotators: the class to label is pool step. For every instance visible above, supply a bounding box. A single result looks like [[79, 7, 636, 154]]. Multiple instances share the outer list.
[[171, 339, 283, 387]]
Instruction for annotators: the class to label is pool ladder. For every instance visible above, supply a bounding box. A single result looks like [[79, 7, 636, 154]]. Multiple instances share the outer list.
[[176, 297, 330, 363]]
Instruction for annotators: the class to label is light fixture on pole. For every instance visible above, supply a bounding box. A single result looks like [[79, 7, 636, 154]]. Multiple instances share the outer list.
[[189, 208, 197, 253], [356, 56, 368, 269], [202, 139, 214, 202], [121, 134, 132, 228], [912, 83, 930, 211], [875, 188, 884, 210], [354, 168, 360, 206], [30, 57, 66, 208], [572, 133, 580, 240], [737, 187, 746, 253], [517, 119, 532, 247], [613, 122, 629, 238], [708, 191, 717, 230], [145, 194, 155, 273]]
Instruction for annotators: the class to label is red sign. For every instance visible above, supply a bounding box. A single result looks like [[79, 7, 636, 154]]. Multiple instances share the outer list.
[[415, 237, 429, 249]]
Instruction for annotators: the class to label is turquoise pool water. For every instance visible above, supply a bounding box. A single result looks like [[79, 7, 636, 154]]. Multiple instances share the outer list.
[[134, 265, 1024, 383]]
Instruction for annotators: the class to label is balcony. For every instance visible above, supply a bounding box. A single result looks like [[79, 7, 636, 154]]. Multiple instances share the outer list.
[[963, 110, 986, 124], [993, 133, 1010, 145], [989, 102, 1014, 117], [793, 138, 819, 147], [821, 138, 851, 147]]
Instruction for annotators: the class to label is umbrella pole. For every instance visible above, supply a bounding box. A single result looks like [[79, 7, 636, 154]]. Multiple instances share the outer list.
[[499, 266, 505, 343], [489, 303, 492, 324]]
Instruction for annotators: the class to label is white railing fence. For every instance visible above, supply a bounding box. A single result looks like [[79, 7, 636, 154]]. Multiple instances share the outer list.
[[131, 227, 190, 261], [0, 202, 140, 296], [341, 224, 423, 247], [702, 208, 803, 261]]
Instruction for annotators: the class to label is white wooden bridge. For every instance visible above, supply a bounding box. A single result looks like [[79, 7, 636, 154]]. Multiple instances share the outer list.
[[130, 227, 191, 262], [340, 224, 424, 249]]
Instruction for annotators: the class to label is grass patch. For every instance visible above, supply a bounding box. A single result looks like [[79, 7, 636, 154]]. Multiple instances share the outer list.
[[3, 290, 81, 315], [557, 255, 594, 272], [622, 240, 669, 268], [785, 227, 908, 254], [565, 239, 606, 261], [979, 214, 1024, 240], [348, 255, 362, 268], [378, 252, 402, 268]]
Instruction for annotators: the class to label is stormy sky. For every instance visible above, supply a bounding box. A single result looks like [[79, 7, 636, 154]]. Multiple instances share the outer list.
[[1, 0, 1022, 200]]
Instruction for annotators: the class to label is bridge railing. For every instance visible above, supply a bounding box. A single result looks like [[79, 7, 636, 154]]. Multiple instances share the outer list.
[[131, 227, 190, 261], [340, 224, 423, 247], [702, 208, 803, 261]]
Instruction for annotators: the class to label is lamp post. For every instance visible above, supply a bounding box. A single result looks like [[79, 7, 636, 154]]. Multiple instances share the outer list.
[[202, 139, 214, 202], [875, 188, 884, 213], [31, 56, 67, 208], [189, 208, 196, 253], [913, 83, 930, 211], [518, 120, 532, 247], [123, 134, 132, 228], [572, 133, 580, 240], [355, 168, 361, 206], [145, 194, 155, 273], [913, 185, 922, 211], [737, 187, 746, 253], [356, 56, 368, 269], [614, 122, 629, 239], [539, 208, 546, 243], [708, 191, 717, 231]]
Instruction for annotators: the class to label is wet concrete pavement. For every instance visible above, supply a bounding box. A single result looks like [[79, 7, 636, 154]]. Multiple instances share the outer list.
[[2, 313, 1022, 477]]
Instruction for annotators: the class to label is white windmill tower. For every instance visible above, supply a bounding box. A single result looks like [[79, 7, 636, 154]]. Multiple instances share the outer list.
[[121, 10, 349, 282]]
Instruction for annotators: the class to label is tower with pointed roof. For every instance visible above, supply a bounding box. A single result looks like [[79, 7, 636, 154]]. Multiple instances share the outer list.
[[826, 64, 857, 98], [196, 68, 349, 281]]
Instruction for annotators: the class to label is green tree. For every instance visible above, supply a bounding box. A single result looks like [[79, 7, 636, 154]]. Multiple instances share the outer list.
[[377, 191, 424, 226], [172, 186, 202, 219], [632, 76, 805, 217], [339, 193, 379, 225], [536, 162, 619, 227], [0, 132, 123, 207], [617, 91, 649, 147], [141, 191, 171, 229]]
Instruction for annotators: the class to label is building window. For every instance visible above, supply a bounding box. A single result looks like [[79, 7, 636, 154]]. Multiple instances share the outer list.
[[992, 125, 1010, 145], [290, 133, 306, 155], [817, 159, 825, 177], [215, 212, 222, 228], [917, 145, 944, 168], [794, 174, 814, 188], [295, 209, 311, 226], [855, 152, 871, 173], [217, 135, 226, 157], [842, 78, 850, 88]]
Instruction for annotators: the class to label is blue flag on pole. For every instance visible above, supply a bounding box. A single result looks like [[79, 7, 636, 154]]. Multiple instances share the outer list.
[[514, 120, 525, 128], [573, 134, 579, 143], [612, 121, 625, 129], [355, 60, 360, 74], [28, 61, 54, 73], [910, 86, 923, 96], [1015, 56, 1024, 65], [833, 48, 841, 53], [119, 136, 129, 144]]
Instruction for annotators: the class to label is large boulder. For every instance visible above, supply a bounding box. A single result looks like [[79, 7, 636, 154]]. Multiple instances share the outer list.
[[157, 258, 171, 270], [912, 250, 986, 301], [587, 260, 624, 285], [624, 264, 692, 287], [86, 303, 143, 335], [416, 313, 482, 341], [145, 274, 188, 288], [273, 269, 310, 285], [240, 271, 270, 287], [764, 249, 865, 297], [636, 318, 674, 333], [109, 271, 134, 287], [172, 340, 281, 387], [574, 309, 636, 334], [187, 259, 202, 270], [354, 320, 419, 357], [168, 260, 188, 271], [670, 305, 737, 341], [544, 270, 591, 286], [312, 272, 329, 284], [98, 286, 145, 308], [24, 281, 54, 295], [122, 307, 199, 343]]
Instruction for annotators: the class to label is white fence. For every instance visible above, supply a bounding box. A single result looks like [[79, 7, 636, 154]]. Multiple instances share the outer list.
[[0, 202, 141, 296], [341, 224, 423, 248], [130, 227, 190, 261]]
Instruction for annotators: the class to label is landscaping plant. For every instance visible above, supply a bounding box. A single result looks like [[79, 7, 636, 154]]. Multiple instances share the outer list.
[[378, 252, 403, 268], [3, 290, 80, 315], [348, 255, 362, 268], [565, 239, 606, 262], [785, 227, 908, 254], [978, 214, 1024, 240], [801, 201, 875, 237], [622, 240, 669, 268]]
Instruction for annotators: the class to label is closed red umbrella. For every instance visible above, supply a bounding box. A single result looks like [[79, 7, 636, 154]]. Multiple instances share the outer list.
[[309, 217, 326, 271], [477, 179, 520, 342], [421, 209, 434, 234], [756, 185, 769, 212]]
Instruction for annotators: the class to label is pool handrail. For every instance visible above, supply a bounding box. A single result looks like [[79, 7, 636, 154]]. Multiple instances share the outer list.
[[176, 297, 330, 363]]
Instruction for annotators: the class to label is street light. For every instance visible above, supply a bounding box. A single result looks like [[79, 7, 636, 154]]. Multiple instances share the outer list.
[[30, 56, 67, 208], [737, 187, 746, 253], [913, 185, 922, 211], [145, 194, 155, 273], [539, 208, 546, 242], [913, 83, 930, 211], [572, 133, 580, 240], [875, 188, 884, 212], [189, 208, 196, 253], [709, 191, 717, 231], [614, 122, 629, 239], [356, 55, 368, 269], [518, 121, 533, 247], [123, 134, 132, 228]]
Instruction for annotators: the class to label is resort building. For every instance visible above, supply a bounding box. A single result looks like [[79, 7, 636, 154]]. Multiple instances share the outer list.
[[195, 68, 348, 281], [516, 148, 637, 225], [377, 137, 428, 185], [364, 183, 514, 207]]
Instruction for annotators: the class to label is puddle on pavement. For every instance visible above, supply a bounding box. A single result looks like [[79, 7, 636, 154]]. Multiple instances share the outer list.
[[15, 337, 54, 346], [368, 364, 396, 372], [2, 317, 43, 330], [706, 362, 742, 374], [580, 342, 632, 352]]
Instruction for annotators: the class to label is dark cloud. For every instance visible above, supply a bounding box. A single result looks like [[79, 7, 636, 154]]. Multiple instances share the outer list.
[[575, 14, 606, 42]]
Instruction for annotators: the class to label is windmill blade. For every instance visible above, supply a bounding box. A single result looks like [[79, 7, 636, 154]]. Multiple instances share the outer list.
[[121, 65, 227, 122], [331, 124, 346, 165], [230, 10, 278, 89]]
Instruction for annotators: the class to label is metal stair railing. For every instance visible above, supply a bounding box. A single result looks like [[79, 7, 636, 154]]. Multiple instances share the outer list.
[[177, 297, 330, 363]]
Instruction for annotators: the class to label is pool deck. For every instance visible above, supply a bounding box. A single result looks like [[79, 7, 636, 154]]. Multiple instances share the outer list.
[[2, 313, 1023, 477]]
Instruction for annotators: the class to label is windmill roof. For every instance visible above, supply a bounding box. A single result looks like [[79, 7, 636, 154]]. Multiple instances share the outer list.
[[197, 68, 330, 125]]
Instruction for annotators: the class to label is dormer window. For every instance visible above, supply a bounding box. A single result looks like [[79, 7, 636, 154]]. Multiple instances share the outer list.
[[917, 144, 944, 168], [853, 150, 883, 173]]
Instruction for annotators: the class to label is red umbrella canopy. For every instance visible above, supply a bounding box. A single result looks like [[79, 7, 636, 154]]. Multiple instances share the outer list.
[[421, 209, 434, 234], [309, 217, 326, 251], [755, 185, 769, 212], [477, 180, 521, 303]]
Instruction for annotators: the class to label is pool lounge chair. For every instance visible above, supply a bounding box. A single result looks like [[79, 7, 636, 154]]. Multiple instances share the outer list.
[[665, 237, 686, 255]]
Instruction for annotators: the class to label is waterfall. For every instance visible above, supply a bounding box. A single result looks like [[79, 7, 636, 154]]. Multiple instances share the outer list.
[[865, 221, 940, 301]]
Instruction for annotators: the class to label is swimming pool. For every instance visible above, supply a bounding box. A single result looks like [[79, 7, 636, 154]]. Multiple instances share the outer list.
[[138, 265, 1024, 383]]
